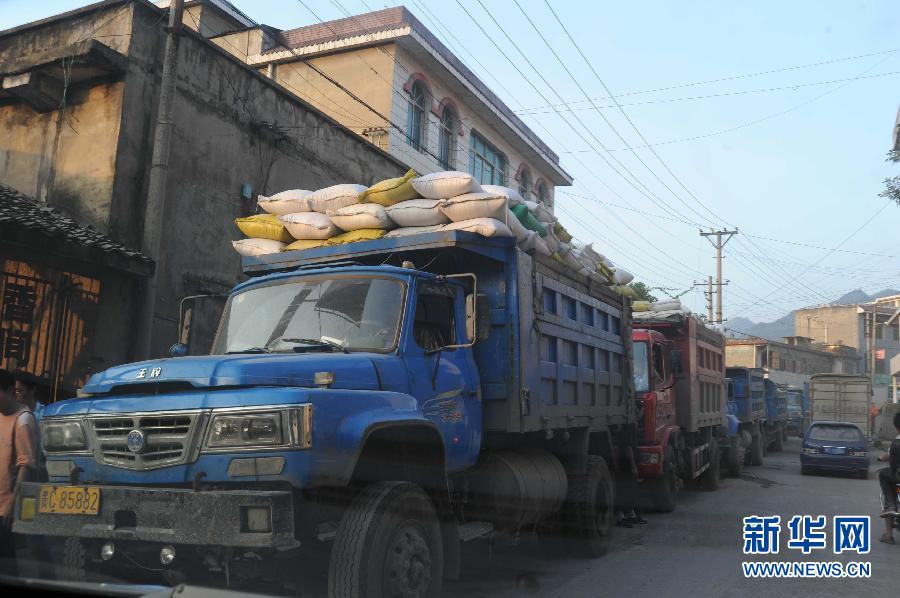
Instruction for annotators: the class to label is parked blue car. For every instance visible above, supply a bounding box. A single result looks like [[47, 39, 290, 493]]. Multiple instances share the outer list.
[[800, 421, 869, 478]]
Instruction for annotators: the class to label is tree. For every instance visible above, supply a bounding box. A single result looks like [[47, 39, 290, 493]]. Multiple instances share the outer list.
[[879, 150, 900, 206], [628, 281, 657, 303]]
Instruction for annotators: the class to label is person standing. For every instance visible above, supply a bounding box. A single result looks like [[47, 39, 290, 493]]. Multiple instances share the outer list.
[[877, 411, 900, 544], [13, 375, 42, 423], [0, 369, 39, 575]]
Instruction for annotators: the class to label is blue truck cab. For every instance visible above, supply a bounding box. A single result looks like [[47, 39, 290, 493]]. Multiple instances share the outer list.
[[725, 367, 766, 467], [15, 231, 635, 596]]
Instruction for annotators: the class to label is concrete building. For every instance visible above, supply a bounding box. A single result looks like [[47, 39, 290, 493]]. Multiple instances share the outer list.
[[725, 336, 858, 388], [0, 0, 409, 395], [206, 5, 573, 206], [795, 302, 900, 403]]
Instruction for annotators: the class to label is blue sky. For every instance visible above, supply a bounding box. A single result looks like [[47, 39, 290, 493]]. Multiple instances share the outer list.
[[3, 1, 899, 325]]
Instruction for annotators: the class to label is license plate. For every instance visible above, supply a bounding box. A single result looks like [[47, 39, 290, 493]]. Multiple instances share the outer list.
[[38, 486, 101, 515], [824, 446, 846, 455]]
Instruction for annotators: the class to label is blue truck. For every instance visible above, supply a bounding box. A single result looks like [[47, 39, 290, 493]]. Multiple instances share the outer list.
[[762, 379, 789, 453], [14, 231, 635, 596], [724, 367, 766, 467]]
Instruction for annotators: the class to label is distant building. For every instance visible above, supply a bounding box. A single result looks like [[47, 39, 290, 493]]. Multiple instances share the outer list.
[[794, 302, 900, 403], [725, 336, 857, 388], [207, 5, 573, 205]]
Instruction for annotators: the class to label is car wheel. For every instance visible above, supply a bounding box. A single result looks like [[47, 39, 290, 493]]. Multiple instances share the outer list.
[[800, 465, 811, 476], [858, 469, 868, 480]]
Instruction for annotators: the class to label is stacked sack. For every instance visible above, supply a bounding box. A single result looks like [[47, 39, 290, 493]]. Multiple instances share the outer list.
[[231, 170, 636, 298], [633, 298, 692, 315]]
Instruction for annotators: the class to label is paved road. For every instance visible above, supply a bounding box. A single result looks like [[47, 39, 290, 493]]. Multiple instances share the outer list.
[[444, 437, 895, 598]]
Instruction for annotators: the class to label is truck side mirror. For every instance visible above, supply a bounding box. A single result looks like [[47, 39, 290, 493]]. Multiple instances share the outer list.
[[465, 294, 476, 343], [169, 342, 188, 358]]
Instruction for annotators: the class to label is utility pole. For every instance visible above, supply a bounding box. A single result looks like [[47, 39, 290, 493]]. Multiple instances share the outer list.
[[700, 229, 738, 324], [137, 0, 185, 359], [707, 275, 714, 323]]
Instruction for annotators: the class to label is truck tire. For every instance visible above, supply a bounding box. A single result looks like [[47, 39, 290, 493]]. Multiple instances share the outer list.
[[558, 455, 615, 558], [652, 445, 679, 513], [328, 481, 443, 598], [701, 438, 720, 491], [782, 425, 788, 442], [749, 426, 763, 466], [761, 427, 769, 457], [727, 435, 744, 477], [772, 425, 784, 452]]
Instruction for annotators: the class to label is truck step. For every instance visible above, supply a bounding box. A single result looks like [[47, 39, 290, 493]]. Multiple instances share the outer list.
[[458, 521, 494, 543]]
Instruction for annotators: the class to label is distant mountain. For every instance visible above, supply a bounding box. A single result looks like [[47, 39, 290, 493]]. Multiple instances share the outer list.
[[727, 288, 900, 341]]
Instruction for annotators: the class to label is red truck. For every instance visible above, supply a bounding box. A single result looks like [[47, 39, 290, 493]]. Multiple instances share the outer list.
[[631, 311, 726, 511]]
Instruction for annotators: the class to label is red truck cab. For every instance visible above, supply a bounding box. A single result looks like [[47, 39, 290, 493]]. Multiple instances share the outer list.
[[632, 328, 677, 478]]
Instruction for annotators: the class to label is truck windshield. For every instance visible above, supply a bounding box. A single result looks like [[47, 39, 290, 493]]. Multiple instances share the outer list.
[[633, 341, 650, 393], [211, 276, 406, 354]]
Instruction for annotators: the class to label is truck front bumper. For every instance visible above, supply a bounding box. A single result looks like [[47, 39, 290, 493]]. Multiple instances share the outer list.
[[12, 482, 296, 549]]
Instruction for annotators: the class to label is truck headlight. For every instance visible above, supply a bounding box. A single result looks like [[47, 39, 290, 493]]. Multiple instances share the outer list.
[[42, 420, 87, 453], [204, 406, 312, 450], [207, 412, 283, 448]]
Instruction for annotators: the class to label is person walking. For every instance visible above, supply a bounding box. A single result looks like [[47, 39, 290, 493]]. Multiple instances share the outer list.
[[0, 369, 39, 575]]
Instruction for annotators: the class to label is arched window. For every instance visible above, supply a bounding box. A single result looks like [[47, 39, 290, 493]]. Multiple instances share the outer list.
[[407, 81, 427, 150], [438, 106, 456, 169], [536, 181, 549, 205], [518, 168, 532, 200]]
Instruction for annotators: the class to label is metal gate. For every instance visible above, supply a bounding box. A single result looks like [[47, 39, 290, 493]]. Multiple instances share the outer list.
[[0, 259, 100, 400]]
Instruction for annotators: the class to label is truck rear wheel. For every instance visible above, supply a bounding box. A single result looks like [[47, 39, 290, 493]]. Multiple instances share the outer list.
[[560, 455, 614, 558], [727, 435, 744, 477], [328, 481, 443, 598], [652, 445, 678, 513], [749, 427, 764, 466], [772, 425, 784, 452], [701, 438, 720, 491]]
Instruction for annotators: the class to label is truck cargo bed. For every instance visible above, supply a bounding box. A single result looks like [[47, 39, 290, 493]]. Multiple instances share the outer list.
[[243, 231, 634, 434]]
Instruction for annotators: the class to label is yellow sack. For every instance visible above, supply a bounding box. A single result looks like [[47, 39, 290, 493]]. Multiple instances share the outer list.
[[359, 169, 419, 207], [613, 285, 639, 299], [326, 229, 386, 245], [597, 262, 616, 284], [550, 251, 568, 266], [235, 214, 294, 243], [554, 222, 573, 244], [633, 300, 651, 312], [283, 238, 328, 251]]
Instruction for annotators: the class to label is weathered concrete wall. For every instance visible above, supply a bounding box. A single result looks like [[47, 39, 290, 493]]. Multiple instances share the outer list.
[[795, 306, 862, 349], [725, 345, 758, 369], [0, 3, 134, 234], [130, 3, 409, 356]]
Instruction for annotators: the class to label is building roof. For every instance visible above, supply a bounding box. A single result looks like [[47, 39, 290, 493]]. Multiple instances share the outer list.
[[257, 6, 572, 185], [0, 186, 154, 277]]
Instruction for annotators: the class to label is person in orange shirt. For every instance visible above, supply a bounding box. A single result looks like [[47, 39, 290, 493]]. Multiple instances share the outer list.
[[0, 369, 38, 575], [870, 403, 880, 437]]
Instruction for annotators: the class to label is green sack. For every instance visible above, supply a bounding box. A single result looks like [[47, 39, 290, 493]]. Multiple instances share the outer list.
[[511, 204, 547, 237]]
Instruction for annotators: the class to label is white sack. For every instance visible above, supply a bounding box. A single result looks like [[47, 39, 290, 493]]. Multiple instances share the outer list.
[[481, 184, 526, 206], [257, 190, 312, 215], [328, 203, 393, 231], [440, 192, 508, 223], [651, 300, 683, 312], [505, 208, 531, 242], [232, 238, 286, 257], [442, 218, 513, 238], [531, 235, 552, 257], [280, 212, 339, 240], [385, 199, 449, 227], [543, 227, 561, 253], [613, 268, 634, 285], [411, 171, 482, 199], [307, 184, 367, 213]]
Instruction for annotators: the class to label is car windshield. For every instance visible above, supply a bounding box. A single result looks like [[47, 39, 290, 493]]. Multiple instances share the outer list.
[[211, 276, 405, 354], [807, 425, 864, 443], [633, 341, 650, 393]]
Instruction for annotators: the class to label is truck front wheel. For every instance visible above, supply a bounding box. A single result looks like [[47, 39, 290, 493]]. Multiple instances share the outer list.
[[727, 435, 744, 477], [328, 481, 443, 598], [652, 445, 679, 513], [749, 426, 764, 466]]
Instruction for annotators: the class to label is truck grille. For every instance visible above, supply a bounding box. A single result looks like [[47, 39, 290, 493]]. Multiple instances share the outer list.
[[89, 412, 203, 470]]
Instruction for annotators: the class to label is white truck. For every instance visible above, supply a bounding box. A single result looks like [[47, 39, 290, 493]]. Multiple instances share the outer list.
[[808, 374, 872, 435]]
